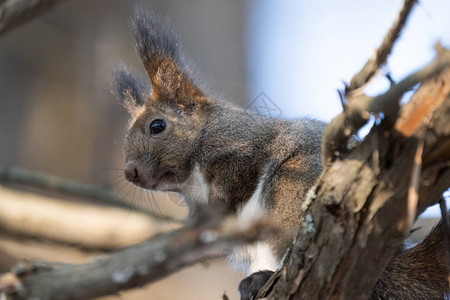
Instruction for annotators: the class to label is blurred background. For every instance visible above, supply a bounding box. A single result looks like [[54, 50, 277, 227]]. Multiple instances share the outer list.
[[0, 0, 448, 299]]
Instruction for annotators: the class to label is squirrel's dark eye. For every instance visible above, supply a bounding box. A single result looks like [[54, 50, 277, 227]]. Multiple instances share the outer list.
[[149, 119, 166, 134]]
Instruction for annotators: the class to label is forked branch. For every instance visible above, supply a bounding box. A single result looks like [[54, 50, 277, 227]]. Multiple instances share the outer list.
[[322, 47, 450, 163]]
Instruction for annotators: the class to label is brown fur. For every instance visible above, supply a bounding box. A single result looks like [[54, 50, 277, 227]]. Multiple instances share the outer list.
[[372, 224, 448, 299]]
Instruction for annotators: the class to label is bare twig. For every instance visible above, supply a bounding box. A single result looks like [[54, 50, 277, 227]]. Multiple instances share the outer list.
[[0, 210, 277, 300], [346, 0, 417, 93], [0, 0, 68, 36], [385, 72, 396, 86], [0, 166, 183, 223], [337, 88, 347, 110]]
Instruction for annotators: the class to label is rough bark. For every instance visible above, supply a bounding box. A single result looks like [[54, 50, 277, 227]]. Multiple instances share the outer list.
[[321, 47, 450, 164], [260, 66, 450, 300]]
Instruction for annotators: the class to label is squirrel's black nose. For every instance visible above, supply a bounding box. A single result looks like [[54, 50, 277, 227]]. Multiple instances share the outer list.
[[124, 162, 139, 183]]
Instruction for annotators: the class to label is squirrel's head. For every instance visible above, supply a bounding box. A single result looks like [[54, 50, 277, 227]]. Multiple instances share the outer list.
[[113, 11, 210, 191]]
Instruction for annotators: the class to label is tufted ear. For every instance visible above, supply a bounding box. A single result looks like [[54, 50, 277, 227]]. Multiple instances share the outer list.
[[132, 10, 206, 111], [112, 62, 151, 114]]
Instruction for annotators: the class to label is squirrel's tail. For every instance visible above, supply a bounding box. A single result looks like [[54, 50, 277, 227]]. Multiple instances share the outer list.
[[371, 222, 448, 299]]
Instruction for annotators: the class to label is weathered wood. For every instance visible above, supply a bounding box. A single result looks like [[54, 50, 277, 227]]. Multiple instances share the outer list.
[[322, 48, 450, 164], [263, 67, 450, 300]]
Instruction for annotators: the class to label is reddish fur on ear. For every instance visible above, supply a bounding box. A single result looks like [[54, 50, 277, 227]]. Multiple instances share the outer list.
[[133, 11, 206, 110], [148, 57, 206, 111]]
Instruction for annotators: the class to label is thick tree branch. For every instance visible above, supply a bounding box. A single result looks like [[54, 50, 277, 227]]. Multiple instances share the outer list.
[[0, 0, 68, 36], [0, 210, 277, 300], [346, 0, 417, 93], [262, 67, 450, 300]]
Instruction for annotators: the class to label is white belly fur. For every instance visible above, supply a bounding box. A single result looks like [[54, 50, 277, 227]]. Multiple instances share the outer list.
[[229, 173, 279, 275], [176, 164, 210, 206], [175, 165, 279, 274]]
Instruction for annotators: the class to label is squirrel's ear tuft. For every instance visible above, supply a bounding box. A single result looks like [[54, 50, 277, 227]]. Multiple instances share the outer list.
[[131, 9, 206, 111], [112, 62, 151, 111]]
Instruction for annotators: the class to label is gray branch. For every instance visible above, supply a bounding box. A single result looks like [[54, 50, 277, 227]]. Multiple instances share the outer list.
[[0, 0, 68, 36], [0, 166, 182, 223], [0, 210, 277, 300]]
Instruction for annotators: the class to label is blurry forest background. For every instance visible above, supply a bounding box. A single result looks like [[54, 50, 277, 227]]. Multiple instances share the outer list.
[[0, 0, 445, 299], [0, 1, 248, 299]]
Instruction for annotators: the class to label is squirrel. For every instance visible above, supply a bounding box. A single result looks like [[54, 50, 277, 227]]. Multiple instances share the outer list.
[[112, 10, 449, 300]]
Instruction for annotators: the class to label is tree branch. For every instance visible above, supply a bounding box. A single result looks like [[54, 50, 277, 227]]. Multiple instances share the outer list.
[[263, 66, 450, 300], [322, 47, 450, 163], [0, 0, 68, 36], [0, 166, 181, 223], [346, 0, 417, 93], [0, 185, 158, 251], [0, 210, 277, 300]]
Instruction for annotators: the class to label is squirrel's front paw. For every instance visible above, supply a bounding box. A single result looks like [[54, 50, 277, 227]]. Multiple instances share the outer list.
[[238, 270, 273, 300]]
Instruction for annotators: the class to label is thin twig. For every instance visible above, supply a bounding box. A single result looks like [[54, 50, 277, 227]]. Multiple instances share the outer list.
[[337, 88, 347, 111], [0, 166, 183, 223], [0, 0, 68, 36], [385, 73, 396, 86], [347, 0, 417, 93]]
